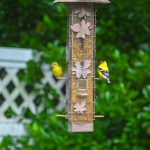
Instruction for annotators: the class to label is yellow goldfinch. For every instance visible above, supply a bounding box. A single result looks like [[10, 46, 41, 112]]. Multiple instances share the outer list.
[[98, 61, 111, 83], [51, 62, 63, 78]]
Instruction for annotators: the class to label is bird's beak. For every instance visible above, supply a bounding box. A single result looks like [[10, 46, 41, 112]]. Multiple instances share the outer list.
[[98, 68, 101, 71]]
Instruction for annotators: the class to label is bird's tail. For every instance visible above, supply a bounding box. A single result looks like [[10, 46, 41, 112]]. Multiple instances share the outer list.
[[107, 78, 111, 83]]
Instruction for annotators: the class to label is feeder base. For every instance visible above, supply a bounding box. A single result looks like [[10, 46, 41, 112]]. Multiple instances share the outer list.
[[68, 122, 93, 132]]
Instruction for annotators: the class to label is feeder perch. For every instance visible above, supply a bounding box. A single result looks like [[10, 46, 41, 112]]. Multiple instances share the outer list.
[[54, 0, 110, 132]]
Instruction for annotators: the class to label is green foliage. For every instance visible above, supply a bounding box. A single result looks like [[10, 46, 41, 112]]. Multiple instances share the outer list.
[[0, 0, 150, 150]]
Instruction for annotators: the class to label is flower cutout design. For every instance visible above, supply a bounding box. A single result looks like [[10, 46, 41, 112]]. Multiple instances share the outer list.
[[75, 7, 90, 18], [72, 60, 91, 79], [70, 19, 92, 39], [74, 100, 87, 114]]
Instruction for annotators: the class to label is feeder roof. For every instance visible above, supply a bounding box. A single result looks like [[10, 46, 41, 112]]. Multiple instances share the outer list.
[[53, 0, 110, 3]]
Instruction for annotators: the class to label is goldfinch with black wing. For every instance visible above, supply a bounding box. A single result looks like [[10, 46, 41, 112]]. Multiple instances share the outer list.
[[51, 62, 63, 78], [98, 61, 111, 83]]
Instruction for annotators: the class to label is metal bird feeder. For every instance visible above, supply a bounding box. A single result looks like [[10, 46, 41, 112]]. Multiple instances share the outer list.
[[54, 0, 110, 132]]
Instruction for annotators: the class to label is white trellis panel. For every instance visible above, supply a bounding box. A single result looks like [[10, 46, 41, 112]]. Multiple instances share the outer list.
[[0, 47, 66, 138], [41, 64, 66, 110], [0, 47, 33, 69]]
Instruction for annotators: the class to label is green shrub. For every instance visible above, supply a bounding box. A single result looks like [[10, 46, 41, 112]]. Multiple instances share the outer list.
[[0, 0, 150, 149]]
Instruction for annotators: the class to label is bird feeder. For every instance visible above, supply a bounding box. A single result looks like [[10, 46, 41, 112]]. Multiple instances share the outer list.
[[54, 0, 110, 132]]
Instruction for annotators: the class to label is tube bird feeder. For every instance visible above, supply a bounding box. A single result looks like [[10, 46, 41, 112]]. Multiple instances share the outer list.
[[54, 0, 110, 132]]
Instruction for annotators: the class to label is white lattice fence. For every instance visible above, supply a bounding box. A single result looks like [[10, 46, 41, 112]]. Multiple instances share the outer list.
[[0, 68, 36, 116], [0, 47, 66, 138]]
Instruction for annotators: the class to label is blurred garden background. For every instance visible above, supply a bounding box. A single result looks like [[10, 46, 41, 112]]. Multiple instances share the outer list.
[[0, 0, 150, 149]]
